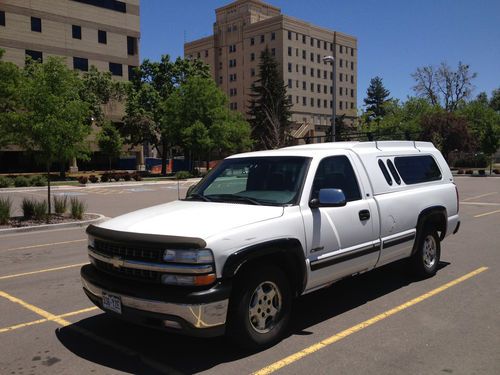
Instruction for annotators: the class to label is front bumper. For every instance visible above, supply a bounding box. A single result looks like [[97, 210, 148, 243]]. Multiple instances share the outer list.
[[81, 265, 230, 337]]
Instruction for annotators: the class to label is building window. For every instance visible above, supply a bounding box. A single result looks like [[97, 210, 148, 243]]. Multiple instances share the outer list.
[[31, 17, 42, 32], [229, 88, 237, 96], [296, 96, 299, 104], [339, 73, 343, 82], [288, 47, 292, 56], [324, 85, 327, 94], [251, 52, 255, 61], [302, 66, 306, 75], [271, 48, 276, 56], [317, 85, 320, 93], [288, 79, 292, 88], [351, 89, 354, 98], [310, 83, 314, 92], [340, 59, 343, 68], [296, 80, 299, 88], [310, 67, 314, 77], [317, 69, 321, 78], [229, 73, 237, 82], [339, 45, 343, 54], [128, 65, 137, 81], [351, 61, 354, 70], [287, 31, 292, 40], [127, 36, 137, 55], [197, 52, 201, 59], [73, 57, 88, 71], [310, 98, 314, 107], [230, 102, 238, 110], [251, 68, 255, 77], [288, 63, 292, 72], [260, 35, 264, 43], [302, 50, 306, 59], [98, 30, 107, 44], [0, 11, 5, 26], [109, 62, 122, 76], [351, 75, 354, 84], [324, 99, 327, 108], [229, 59, 236, 68], [72, 25, 81, 39], [288, 95, 292, 103], [323, 70, 327, 79], [25, 50, 42, 63], [317, 54, 321, 63], [351, 102, 354, 109], [271, 32, 276, 40], [73, 0, 126, 13], [310, 52, 314, 62], [339, 87, 343, 96], [310, 37, 314, 47], [229, 44, 236, 53], [205, 50, 208, 57], [250, 37, 255, 45], [351, 48, 354, 57], [339, 101, 343, 110], [303, 97, 306, 106], [317, 99, 321, 107], [324, 41, 327, 50], [330, 101, 333, 108], [302, 34, 306, 44]]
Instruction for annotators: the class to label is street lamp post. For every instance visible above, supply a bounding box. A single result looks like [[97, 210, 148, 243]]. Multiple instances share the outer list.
[[323, 55, 336, 142]]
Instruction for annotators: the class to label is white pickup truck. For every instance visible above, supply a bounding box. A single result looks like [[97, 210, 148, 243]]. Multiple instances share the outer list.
[[81, 141, 460, 348]]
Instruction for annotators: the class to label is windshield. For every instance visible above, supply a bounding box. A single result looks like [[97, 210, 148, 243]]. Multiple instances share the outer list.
[[186, 156, 311, 206]]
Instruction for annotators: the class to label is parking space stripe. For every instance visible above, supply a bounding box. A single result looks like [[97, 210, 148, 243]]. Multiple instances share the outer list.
[[0, 263, 86, 280], [252, 267, 488, 375], [474, 209, 500, 218], [0, 307, 97, 334], [0, 291, 71, 326], [462, 192, 497, 201], [1, 239, 86, 252]]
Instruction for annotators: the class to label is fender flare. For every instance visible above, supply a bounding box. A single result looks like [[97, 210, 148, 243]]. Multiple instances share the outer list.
[[412, 206, 447, 255], [222, 238, 307, 296]]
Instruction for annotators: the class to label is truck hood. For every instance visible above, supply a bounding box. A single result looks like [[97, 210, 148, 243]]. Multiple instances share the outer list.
[[97, 200, 284, 240]]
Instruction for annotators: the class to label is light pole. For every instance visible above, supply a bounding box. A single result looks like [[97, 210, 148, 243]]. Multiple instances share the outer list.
[[323, 55, 336, 142]]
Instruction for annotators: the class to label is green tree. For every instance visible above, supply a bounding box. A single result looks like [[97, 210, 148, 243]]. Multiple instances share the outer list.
[[0, 49, 23, 148], [490, 88, 500, 112], [122, 55, 210, 175], [16, 57, 92, 219], [165, 76, 252, 169], [248, 48, 291, 149], [97, 121, 124, 170], [363, 76, 391, 120]]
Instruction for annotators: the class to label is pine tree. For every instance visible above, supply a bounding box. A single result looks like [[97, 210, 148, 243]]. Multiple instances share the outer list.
[[364, 76, 391, 119], [248, 48, 291, 149]]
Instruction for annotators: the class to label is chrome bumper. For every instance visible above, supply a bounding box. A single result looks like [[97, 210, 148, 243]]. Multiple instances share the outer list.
[[82, 278, 229, 329]]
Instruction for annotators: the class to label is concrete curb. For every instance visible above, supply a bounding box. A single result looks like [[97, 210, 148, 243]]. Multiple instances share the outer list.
[[0, 179, 201, 193], [0, 213, 108, 235]]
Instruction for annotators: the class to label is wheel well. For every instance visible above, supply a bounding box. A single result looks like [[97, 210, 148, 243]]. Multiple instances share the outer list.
[[222, 240, 306, 297], [417, 207, 447, 241]]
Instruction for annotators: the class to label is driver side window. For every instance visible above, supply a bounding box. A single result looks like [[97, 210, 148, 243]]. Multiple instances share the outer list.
[[311, 156, 361, 202]]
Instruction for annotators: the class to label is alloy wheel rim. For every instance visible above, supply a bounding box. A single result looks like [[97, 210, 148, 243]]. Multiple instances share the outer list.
[[248, 281, 282, 333], [422, 235, 437, 269]]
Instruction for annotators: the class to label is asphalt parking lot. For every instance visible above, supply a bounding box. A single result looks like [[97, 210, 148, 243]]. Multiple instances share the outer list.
[[0, 177, 499, 374]]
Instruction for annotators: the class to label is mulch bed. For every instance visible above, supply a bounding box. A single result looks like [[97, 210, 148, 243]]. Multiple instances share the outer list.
[[0, 213, 98, 229]]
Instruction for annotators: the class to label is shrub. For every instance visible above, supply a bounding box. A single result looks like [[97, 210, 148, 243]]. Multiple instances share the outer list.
[[89, 175, 99, 183], [478, 170, 486, 176], [175, 170, 191, 180], [112, 173, 121, 182], [70, 197, 86, 220], [14, 176, 29, 187], [453, 154, 489, 168], [123, 172, 131, 181], [53, 195, 68, 214], [100, 173, 110, 182], [0, 176, 12, 188], [132, 172, 142, 181], [22, 198, 36, 219], [465, 169, 473, 174], [493, 169, 500, 174], [0, 197, 11, 225], [29, 175, 47, 186], [78, 176, 88, 184], [457, 169, 464, 175], [33, 200, 48, 221]]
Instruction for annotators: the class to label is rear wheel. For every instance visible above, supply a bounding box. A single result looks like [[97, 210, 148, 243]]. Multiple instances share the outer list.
[[411, 227, 441, 277], [226, 265, 291, 350]]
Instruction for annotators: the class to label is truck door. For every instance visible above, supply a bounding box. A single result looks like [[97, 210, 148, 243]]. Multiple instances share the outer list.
[[302, 154, 380, 290]]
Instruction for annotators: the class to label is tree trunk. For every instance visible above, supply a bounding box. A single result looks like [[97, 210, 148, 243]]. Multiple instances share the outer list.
[[59, 159, 66, 179], [161, 142, 168, 176], [108, 156, 112, 171], [47, 163, 51, 224]]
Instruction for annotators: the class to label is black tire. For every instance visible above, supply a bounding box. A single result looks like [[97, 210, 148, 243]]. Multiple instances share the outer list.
[[226, 265, 291, 350], [411, 227, 441, 278]]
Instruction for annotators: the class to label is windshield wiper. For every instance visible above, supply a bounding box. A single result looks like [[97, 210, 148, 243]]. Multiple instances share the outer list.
[[185, 193, 212, 202], [207, 194, 262, 205]]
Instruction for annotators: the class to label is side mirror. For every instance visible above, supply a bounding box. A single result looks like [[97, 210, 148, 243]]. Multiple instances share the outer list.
[[309, 188, 346, 208], [186, 183, 197, 198]]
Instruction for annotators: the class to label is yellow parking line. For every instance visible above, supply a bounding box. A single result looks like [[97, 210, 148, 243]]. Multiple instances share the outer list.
[[0, 263, 87, 280], [462, 192, 497, 201], [253, 267, 488, 375], [0, 307, 98, 334], [0, 290, 71, 326], [474, 209, 500, 218], [1, 239, 86, 252]]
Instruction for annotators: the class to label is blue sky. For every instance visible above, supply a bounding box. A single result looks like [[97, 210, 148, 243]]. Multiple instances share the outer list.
[[140, 0, 500, 107]]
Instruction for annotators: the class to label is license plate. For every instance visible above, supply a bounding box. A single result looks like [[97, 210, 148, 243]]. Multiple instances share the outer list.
[[102, 292, 122, 314]]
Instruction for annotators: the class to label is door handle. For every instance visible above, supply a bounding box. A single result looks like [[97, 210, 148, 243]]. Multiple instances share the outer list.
[[359, 209, 370, 221]]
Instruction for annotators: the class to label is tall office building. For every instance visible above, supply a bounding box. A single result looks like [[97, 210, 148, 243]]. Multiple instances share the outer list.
[[185, 0, 357, 142], [0, 0, 143, 170]]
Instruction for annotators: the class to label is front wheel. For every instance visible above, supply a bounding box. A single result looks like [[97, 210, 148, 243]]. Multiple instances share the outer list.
[[411, 228, 441, 277], [226, 265, 291, 350]]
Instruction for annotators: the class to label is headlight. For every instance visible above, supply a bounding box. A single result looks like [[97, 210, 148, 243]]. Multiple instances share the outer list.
[[163, 249, 213, 264]]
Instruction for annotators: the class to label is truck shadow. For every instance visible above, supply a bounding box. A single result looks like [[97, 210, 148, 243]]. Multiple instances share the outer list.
[[56, 260, 449, 374]]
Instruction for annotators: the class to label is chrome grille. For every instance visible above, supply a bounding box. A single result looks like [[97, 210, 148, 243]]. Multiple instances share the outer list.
[[94, 239, 162, 262], [94, 259, 161, 283]]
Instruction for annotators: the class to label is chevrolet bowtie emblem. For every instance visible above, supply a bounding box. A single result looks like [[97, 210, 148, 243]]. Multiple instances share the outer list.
[[111, 256, 124, 268]]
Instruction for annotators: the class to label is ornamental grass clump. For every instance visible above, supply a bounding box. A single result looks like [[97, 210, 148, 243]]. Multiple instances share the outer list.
[[0, 197, 11, 225], [70, 197, 86, 220], [22, 197, 36, 219], [33, 200, 48, 221], [53, 195, 68, 214]]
